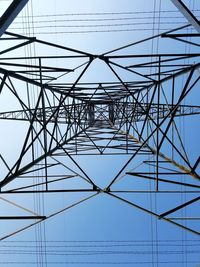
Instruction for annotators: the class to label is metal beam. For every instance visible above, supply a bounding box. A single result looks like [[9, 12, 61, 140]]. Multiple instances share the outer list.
[[171, 0, 200, 33], [0, 0, 29, 37]]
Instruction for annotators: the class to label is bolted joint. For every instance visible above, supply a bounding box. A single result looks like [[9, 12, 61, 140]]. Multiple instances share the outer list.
[[103, 187, 110, 193], [93, 185, 99, 191]]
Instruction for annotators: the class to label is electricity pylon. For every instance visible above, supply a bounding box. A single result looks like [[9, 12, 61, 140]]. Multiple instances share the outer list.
[[0, 2, 200, 238]]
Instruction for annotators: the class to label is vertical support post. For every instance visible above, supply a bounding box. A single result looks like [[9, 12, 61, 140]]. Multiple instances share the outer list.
[[88, 104, 95, 126], [109, 103, 115, 125], [39, 58, 48, 191], [171, 76, 175, 160], [156, 56, 161, 191]]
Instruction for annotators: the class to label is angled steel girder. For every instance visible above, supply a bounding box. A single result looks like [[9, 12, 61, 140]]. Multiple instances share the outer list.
[[171, 0, 200, 33], [0, 0, 29, 37]]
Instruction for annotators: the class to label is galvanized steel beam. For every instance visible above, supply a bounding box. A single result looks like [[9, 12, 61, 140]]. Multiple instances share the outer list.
[[171, 0, 200, 33], [0, 0, 29, 37]]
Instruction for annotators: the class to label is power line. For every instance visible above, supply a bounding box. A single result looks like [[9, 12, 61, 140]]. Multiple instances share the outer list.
[[11, 16, 196, 23], [0, 249, 199, 255], [17, 9, 200, 18], [10, 21, 187, 30], [16, 27, 194, 34], [0, 261, 199, 265], [2, 239, 200, 242], [1, 243, 200, 247]]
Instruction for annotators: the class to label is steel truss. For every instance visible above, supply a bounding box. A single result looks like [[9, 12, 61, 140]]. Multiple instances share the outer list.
[[0, 16, 199, 239]]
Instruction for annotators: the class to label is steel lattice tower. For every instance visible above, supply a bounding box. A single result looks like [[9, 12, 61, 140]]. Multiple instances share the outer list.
[[0, 0, 199, 240]]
